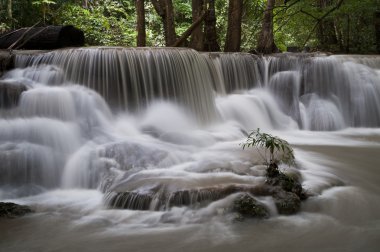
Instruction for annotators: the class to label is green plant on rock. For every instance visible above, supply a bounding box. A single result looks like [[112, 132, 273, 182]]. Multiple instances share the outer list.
[[241, 128, 295, 176]]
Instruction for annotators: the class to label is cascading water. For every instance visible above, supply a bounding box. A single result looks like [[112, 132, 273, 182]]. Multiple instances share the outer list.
[[1, 48, 380, 252], [14, 47, 218, 123]]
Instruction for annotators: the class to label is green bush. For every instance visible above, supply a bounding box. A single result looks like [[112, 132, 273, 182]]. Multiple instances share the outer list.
[[56, 3, 136, 46]]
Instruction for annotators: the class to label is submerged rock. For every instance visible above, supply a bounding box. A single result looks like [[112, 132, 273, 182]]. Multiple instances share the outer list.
[[233, 193, 269, 219], [0, 202, 33, 218], [105, 185, 244, 211], [104, 163, 308, 218], [272, 190, 301, 215], [105, 181, 306, 215]]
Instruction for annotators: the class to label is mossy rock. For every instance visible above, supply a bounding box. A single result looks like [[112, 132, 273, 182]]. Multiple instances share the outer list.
[[266, 165, 307, 200], [266, 163, 280, 178], [273, 191, 301, 215], [0, 202, 33, 218], [233, 193, 269, 219]]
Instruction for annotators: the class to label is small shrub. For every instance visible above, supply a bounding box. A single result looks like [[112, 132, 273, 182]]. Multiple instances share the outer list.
[[241, 128, 295, 167]]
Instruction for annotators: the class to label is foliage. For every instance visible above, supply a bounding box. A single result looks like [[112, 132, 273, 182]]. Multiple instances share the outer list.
[[0, 0, 378, 53], [32, 0, 56, 24], [241, 128, 295, 166], [56, 2, 136, 46], [0, 23, 10, 34], [173, 0, 192, 35], [145, 1, 165, 46], [273, 0, 379, 53]]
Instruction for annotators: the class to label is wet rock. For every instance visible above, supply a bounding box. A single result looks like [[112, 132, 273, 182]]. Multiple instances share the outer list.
[[265, 164, 307, 214], [273, 190, 301, 215], [233, 193, 269, 219], [0, 80, 28, 108], [105, 185, 260, 211], [266, 166, 307, 200], [105, 180, 307, 216], [266, 163, 281, 178], [0, 50, 14, 77], [104, 166, 308, 218], [0, 202, 33, 218], [106, 191, 155, 210], [267, 172, 301, 195]]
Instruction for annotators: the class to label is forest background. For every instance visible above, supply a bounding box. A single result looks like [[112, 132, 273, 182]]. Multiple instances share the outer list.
[[1, 0, 379, 54]]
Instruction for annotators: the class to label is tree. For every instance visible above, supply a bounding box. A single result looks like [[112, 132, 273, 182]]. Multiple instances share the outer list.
[[203, 0, 220, 51], [189, 0, 205, 50], [7, 0, 13, 27], [224, 0, 243, 52], [376, 11, 380, 53], [151, 0, 176, 46], [1, 0, 378, 53], [257, 0, 278, 53], [136, 0, 146, 46], [316, 0, 338, 51]]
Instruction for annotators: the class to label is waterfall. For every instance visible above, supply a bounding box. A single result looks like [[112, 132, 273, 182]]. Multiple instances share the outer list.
[[1, 48, 380, 252], [263, 54, 380, 129], [14, 47, 218, 124], [1, 47, 380, 200], [201, 52, 263, 93]]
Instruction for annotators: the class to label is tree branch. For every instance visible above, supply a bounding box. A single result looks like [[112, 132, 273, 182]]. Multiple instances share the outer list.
[[171, 11, 207, 47], [302, 0, 345, 47]]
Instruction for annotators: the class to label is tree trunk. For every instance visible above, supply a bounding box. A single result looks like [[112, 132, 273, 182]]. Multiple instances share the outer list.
[[203, 0, 220, 52], [151, 0, 176, 46], [136, 0, 146, 46], [224, 0, 243, 52], [82, 0, 88, 8], [189, 0, 205, 51], [345, 14, 350, 53], [375, 11, 380, 54], [334, 17, 344, 52], [256, 0, 278, 54], [163, 0, 176, 46], [7, 0, 13, 26]]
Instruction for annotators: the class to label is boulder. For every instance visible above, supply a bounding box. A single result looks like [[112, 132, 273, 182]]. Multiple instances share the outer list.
[[273, 190, 301, 215], [266, 165, 307, 200], [233, 193, 269, 219], [0, 202, 33, 218]]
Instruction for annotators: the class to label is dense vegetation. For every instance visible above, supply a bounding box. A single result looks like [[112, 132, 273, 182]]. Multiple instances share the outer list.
[[0, 0, 379, 53]]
